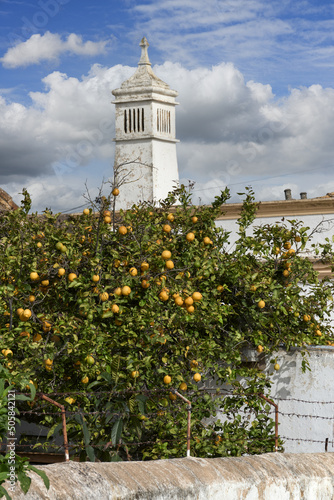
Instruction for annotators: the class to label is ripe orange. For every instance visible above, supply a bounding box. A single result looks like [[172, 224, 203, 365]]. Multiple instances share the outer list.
[[20, 331, 30, 339], [114, 287, 122, 295], [122, 286, 131, 296], [58, 268, 66, 277], [41, 279, 49, 287], [186, 305, 195, 313], [20, 309, 32, 321], [103, 210, 111, 217], [163, 224, 171, 233], [165, 260, 174, 270], [217, 285, 224, 292], [174, 296, 184, 306], [92, 275, 100, 282], [104, 216, 112, 223], [83, 208, 90, 215], [274, 363, 280, 371], [169, 392, 177, 401], [193, 373, 201, 382], [129, 267, 138, 276], [33, 333, 42, 342], [283, 270, 290, 277], [68, 273, 77, 282], [179, 382, 187, 391], [192, 292, 202, 302], [44, 358, 53, 367], [167, 213, 174, 222], [295, 236, 301, 242], [42, 321, 52, 333], [36, 242, 42, 248], [141, 262, 149, 272], [118, 226, 127, 235], [99, 292, 109, 302], [111, 304, 119, 314], [159, 290, 169, 301], [184, 296, 194, 306], [191, 216, 198, 223], [284, 241, 291, 250], [112, 188, 119, 196], [163, 375, 172, 384], [258, 300, 265, 309], [30, 272, 39, 281], [17, 308, 24, 317], [190, 360, 198, 368], [250, 285, 257, 292], [186, 232, 195, 242], [315, 330, 322, 337], [203, 237, 211, 245], [161, 250, 172, 260], [257, 345, 263, 353], [303, 314, 311, 322], [29, 295, 35, 303], [131, 370, 139, 378], [141, 280, 150, 289], [81, 376, 89, 384]]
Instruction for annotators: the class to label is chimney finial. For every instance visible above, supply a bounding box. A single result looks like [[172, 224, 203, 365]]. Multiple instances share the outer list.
[[138, 37, 151, 66]]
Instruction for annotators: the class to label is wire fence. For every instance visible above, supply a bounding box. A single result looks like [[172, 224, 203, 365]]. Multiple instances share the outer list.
[[7, 388, 334, 462]]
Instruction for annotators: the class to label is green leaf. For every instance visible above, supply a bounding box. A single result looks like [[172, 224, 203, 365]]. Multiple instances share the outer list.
[[17, 471, 31, 494], [111, 418, 123, 446], [28, 466, 50, 490], [85, 445, 95, 462]]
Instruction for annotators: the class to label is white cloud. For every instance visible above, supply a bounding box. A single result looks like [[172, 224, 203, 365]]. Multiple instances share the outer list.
[[1, 59, 334, 212], [1, 32, 108, 68]]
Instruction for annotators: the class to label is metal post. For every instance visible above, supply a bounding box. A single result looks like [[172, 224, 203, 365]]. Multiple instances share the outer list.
[[258, 394, 279, 452], [40, 394, 69, 462], [172, 390, 192, 457]]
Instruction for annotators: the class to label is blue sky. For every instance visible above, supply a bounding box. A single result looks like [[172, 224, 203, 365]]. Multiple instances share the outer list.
[[0, 0, 334, 211]]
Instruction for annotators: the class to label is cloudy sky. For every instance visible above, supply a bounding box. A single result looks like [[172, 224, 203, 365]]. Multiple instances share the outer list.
[[0, 0, 334, 212]]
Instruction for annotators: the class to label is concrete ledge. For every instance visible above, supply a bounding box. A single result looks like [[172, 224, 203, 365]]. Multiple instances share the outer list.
[[9, 453, 334, 499]]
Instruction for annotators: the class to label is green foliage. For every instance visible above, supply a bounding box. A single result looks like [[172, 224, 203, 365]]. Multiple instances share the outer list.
[[0, 366, 49, 499], [0, 184, 333, 461]]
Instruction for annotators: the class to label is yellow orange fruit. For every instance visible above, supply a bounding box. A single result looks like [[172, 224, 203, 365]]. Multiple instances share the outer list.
[[131, 370, 139, 378], [141, 280, 150, 289], [165, 260, 174, 270], [68, 273, 77, 282], [303, 314, 311, 322], [41, 279, 49, 287], [284, 241, 291, 250], [203, 237, 211, 245], [129, 267, 138, 276], [118, 226, 127, 235], [81, 376, 89, 384], [186, 305, 195, 313], [141, 262, 149, 272], [191, 216, 198, 223], [112, 188, 119, 196], [20, 331, 30, 339], [163, 375, 172, 385], [159, 290, 169, 301], [83, 208, 90, 215], [58, 268, 66, 277], [179, 382, 187, 391], [92, 275, 100, 282], [161, 250, 172, 260], [104, 216, 112, 223], [30, 272, 39, 281], [169, 392, 177, 401], [114, 287, 122, 295], [274, 363, 280, 371], [33, 333, 42, 342], [21, 309, 32, 321], [184, 296, 194, 306], [257, 345, 263, 353], [193, 373, 201, 382], [192, 292, 202, 302], [167, 213, 174, 221], [99, 292, 109, 302], [122, 286, 131, 296], [44, 358, 53, 367], [186, 232, 195, 242], [258, 300, 265, 309], [174, 296, 184, 306], [111, 304, 119, 314]]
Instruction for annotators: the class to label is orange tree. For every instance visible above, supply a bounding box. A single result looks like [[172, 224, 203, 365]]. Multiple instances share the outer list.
[[0, 186, 333, 461]]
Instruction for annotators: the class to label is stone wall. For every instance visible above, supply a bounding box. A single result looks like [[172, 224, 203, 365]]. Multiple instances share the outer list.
[[9, 453, 334, 499]]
